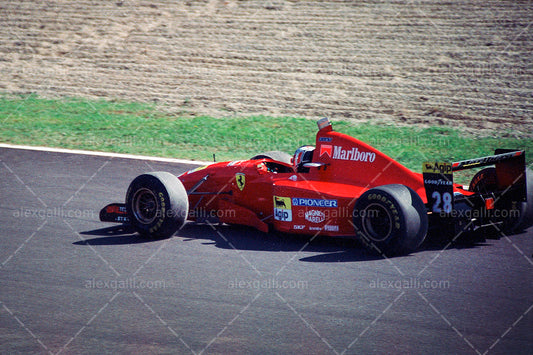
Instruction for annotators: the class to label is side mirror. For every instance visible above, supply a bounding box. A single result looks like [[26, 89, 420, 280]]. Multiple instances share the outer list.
[[303, 162, 328, 170]]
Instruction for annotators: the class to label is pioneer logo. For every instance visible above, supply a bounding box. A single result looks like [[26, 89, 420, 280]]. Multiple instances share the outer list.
[[292, 198, 338, 208], [332, 146, 376, 162]]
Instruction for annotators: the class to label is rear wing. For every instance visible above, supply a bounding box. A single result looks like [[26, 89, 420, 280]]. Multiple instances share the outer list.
[[423, 150, 526, 213], [452, 149, 525, 171], [423, 149, 526, 235]]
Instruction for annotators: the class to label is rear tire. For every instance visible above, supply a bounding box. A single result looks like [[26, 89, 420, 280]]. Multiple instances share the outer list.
[[514, 169, 533, 232], [469, 167, 497, 193], [353, 184, 428, 256], [126, 172, 189, 238], [469, 168, 533, 233]]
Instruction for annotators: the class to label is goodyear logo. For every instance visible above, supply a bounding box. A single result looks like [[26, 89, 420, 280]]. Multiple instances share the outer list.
[[423, 161, 452, 174]]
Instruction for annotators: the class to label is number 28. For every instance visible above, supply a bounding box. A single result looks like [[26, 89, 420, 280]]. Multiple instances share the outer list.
[[432, 191, 452, 213]]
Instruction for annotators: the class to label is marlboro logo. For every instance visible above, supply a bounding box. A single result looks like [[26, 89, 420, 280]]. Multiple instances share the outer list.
[[320, 145, 376, 163], [332, 146, 376, 162], [320, 145, 332, 157]]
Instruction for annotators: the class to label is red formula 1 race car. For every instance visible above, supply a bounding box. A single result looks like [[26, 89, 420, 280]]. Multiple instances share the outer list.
[[100, 118, 532, 256]]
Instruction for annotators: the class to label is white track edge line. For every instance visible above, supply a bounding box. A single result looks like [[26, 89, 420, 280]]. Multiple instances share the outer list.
[[0, 143, 213, 166]]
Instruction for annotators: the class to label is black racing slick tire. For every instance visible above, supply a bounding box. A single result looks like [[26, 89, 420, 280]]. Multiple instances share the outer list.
[[251, 151, 292, 165], [126, 172, 189, 238], [514, 168, 533, 232], [469, 168, 533, 233], [353, 184, 428, 256], [469, 167, 498, 194]]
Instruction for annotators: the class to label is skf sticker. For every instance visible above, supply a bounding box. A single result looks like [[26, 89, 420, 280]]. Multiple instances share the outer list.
[[273, 196, 292, 222], [235, 173, 246, 191]]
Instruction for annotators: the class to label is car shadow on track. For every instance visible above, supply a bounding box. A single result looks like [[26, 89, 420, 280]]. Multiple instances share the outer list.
[[76, 222, 492, 262], [181, 223, 385, 263], [74, 225, 160, 245], [185, 223, 493, 262], [76, 222, 383, 262]]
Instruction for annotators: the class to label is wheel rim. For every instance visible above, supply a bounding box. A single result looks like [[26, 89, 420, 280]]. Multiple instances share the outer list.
[[362, 203, 393, 242], [132, 188, 158, 224]]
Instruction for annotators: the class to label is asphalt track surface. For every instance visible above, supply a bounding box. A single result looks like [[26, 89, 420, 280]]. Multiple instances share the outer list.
[[1, 147, 532, 354]]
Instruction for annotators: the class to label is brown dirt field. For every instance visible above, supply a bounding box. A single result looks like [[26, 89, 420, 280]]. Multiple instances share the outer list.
[[1, 0, 532, 136]]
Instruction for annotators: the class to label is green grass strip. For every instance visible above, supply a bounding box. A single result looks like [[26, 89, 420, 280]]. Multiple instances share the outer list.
[[1, 94, 531, 183]]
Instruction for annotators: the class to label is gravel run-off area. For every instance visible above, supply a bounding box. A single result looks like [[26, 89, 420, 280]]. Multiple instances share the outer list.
[[1, 0, 532, 137]]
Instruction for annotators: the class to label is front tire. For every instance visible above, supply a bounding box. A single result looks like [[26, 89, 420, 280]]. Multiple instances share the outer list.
[[126, 172, 189, 238], [353, 184, 428, 256]]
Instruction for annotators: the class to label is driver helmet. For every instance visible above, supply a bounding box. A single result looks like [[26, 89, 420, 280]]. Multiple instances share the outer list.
[[293, 145, 315, 170]]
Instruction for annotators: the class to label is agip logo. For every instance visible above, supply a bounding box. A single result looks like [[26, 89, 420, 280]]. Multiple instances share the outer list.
[[423, 162, 452, 174], [273, 196, 292, 222]]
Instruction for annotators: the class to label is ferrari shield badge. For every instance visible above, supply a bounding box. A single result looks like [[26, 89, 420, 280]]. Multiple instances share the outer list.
[[235, 173, 246, 191]]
